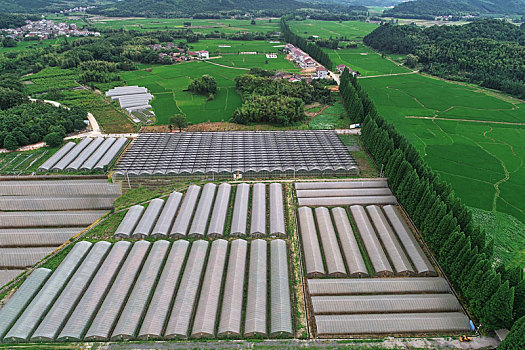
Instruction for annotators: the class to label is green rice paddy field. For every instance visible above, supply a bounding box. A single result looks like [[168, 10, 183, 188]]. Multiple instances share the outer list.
[[120, 61, 245, 124], [189, 39, 286, 54], [89, 17, 281, 34], [289, 20, 378, 41], [361, 74, 525, 267]]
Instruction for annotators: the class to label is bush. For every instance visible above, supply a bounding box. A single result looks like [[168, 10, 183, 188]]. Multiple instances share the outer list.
[[43, 132, 63, 147], [3, 134, 18, 150]]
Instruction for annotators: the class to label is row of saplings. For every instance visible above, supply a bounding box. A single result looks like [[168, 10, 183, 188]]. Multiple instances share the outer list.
[[338, 68, 524, 348]]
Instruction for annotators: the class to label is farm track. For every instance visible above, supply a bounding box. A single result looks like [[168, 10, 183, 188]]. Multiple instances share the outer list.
[[405, 116, 525, 126], [204, 60, 249, 70]]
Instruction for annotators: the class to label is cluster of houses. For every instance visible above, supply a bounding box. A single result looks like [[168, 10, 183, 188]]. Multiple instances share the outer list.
[[1, 20, 100, 39], [148, 43, 209, 63], [281, 43, 330, 81], [284, 43, 317, 69], [58, 6, 95, 14]]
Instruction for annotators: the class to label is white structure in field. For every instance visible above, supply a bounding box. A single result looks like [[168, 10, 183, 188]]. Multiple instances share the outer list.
[[105, 86, 153, 120], [266, 53, 277, 59], [198, 50, 209, 59]]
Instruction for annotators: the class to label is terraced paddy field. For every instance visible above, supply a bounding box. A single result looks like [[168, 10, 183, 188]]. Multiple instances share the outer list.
[[120, 62, 244, 125], [89, 17, 281, 34], [360, 73, 525, 267]]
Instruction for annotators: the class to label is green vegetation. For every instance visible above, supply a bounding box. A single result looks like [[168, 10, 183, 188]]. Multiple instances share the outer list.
[[0, 146, 60, 174], [232, 74, 333, 125], [364, 20, 525, 98], [499, 315, 525, 349], [211, 54, 297, 71], [288, 19, 378, 41], [309, 101, 348, 129], [90, 18, 282, 35], [384, 0, 525, 19], [0, 101, 86, 150], [188, 74, 217, 97], [471, 208, 525, 268]]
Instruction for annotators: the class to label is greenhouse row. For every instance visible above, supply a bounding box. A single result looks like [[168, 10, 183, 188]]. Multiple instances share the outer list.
[[314, 313, 471, 335], [306, 277, 470, 335], [0, 239, 293, 342], [112, 131, 358, 179], [0, 179, 120, 283], [38, 137, 128, 172], [0, 180, 121, 197], [295, 179, 397, 207], [307, 277, 452, 296], [297, 205, 435, 278], [115, 183, 286, 238]]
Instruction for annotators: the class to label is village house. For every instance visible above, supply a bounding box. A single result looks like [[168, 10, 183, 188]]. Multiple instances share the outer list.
[[337, 64, 359, 76], [198, 50, 209, 59], [315, 66, 329, 79]]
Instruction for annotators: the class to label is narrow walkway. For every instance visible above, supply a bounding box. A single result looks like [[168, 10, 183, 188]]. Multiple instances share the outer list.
[[204, 60, 250, 70], [358, 70, 419, 79], [406, 115, 525, 126]]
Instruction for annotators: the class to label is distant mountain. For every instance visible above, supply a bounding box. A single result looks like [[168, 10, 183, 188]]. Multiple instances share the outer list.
[[0, 0, 100, 13], [88, 0, 307, 17], [384, 0, 525, 18]]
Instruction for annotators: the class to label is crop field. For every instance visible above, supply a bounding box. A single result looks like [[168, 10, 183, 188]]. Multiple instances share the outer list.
[[328, 47, 412, 76], [188, 39, 285, 54], [288, 20, 378, 41], [211, 54, 298, 71], [89, 17, 281, 34], [121, 61, 245, 124], [360, 74, 525, 266], [23, 67, 79, 95]]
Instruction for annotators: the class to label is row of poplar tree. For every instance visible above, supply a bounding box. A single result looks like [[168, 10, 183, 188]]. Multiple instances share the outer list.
[[339, 68, 524, 347], [280, 18, 333, 71]]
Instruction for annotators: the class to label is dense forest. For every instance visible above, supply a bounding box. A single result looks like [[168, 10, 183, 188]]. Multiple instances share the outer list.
[[339, 68, 525, 346], [232, 74, 333, 125], [0, 13, 39, 29], [383, 0, 525, 18], [364, 20, 525, 99], [0, 101, 86, 150]]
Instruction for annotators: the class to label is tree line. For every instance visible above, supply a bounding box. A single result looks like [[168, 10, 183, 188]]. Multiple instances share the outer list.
[[363, 20, 525, 99], [339, 68, 524, 344], [280, 18, 333, 71]]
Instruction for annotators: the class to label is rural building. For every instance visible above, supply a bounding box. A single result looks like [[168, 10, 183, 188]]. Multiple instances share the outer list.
[[316, 66, 329, 79], [198, 50, 209, 59], [337, 64, 358, 76], [266, 53, 277, 59]]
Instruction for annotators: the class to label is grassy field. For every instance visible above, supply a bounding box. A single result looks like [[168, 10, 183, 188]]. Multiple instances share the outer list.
[[121, 61, 246, 125], [288, 20, 378, 41], [88, 17, 281, 34]]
